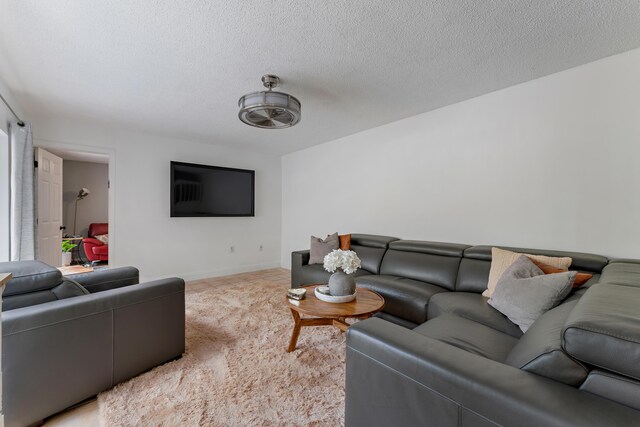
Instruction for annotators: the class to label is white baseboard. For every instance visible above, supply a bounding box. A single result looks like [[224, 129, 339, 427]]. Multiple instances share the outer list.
[[140, 262, 284, 283]]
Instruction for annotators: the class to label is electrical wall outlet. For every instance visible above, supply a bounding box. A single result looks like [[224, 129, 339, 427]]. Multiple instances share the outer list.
[[259, 245, 263, 251], [230, 245, 235, 253]]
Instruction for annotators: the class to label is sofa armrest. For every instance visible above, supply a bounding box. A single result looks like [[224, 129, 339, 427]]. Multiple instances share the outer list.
[[292, 250, 310, 266], [346, 318, 640, 427], [67, 266, 139, 293], [2, 278, 184, 427], [291, 250, 311, 288]]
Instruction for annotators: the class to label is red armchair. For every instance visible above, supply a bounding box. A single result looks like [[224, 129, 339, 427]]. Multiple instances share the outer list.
[[83, 223, 109, 262]]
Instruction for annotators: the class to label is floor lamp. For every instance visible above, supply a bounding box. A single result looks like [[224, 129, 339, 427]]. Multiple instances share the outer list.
[[73, 187, 90, 236]]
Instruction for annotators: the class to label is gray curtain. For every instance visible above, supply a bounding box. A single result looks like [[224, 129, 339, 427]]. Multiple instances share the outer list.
[[9, 121, 35, 261]]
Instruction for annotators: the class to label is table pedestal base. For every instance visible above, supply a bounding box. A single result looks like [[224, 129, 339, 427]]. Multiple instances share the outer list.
[[286, 308, 366, 352]]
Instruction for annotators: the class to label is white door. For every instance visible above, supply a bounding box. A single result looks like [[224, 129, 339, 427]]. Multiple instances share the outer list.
[[35, 147, 63, 267]]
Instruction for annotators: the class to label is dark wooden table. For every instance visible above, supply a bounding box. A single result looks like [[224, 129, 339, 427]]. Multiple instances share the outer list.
[[286, 284, 385, 352]]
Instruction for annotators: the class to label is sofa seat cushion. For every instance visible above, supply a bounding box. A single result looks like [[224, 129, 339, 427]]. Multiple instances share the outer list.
[[93, 245, 109, 256], [4, 279, 91, 311], [373, 311, 418, 329], [414, 314, 519, 362], [599, 262, 640, 288], [294, 264, 371, 287], [355, 275, 448, 324], [427, 292, 523, 338], [2, 291, 58, 311], [580, 370, 640, 411]]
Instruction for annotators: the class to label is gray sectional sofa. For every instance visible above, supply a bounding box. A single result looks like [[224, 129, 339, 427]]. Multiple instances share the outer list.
[[1, 260, 185, 427], [291, 234, 640, 426]]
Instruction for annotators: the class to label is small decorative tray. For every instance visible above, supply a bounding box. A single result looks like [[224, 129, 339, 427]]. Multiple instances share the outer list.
[[287, 288, 307, 300], [314, 286, 356, 303]]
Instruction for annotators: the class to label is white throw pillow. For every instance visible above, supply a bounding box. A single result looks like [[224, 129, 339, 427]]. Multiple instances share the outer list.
[[95, 234, 109, 244], [483, 247, 571, 298]]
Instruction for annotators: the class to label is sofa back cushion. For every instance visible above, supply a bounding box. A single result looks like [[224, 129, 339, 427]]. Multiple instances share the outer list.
[[505, 300, 588, 386], [51, 279, 91, 300], [463, 245, 608, 273], [0, 260, 62, 297], [457, 245, 609, 294], [88, 222, 108, 238], [0, 261, 92, 311], [455, 258, 491, 293], [350, 234, 398, 274], [563, 282, 640, 381], [380, 240, 468, 291]]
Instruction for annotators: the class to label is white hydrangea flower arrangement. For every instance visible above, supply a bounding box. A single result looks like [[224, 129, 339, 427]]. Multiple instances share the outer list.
[[323, 249, 362, 275]]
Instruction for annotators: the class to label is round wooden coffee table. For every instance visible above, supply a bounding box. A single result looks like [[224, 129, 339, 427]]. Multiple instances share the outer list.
[[286, 284, 385, 352]]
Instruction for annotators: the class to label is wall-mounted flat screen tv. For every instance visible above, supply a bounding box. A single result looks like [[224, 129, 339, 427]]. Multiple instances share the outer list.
[[170, 161, 255, 217]]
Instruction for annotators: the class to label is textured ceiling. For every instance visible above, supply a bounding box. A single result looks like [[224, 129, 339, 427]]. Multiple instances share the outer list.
[[1, 1, 639, 154]]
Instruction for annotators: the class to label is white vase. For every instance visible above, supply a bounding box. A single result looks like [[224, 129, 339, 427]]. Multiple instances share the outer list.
[[328, 270, 356, 296], [61, 252, 72, 267]]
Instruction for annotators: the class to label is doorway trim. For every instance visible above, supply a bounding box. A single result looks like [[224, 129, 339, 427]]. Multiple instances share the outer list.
[[33, 138, 116, 266]]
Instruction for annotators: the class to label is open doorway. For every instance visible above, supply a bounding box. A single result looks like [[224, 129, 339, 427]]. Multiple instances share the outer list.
[[34, 146, 111, 274]]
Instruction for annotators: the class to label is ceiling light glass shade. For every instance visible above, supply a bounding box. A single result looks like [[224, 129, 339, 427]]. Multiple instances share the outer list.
[[238, 75, 301, 129], [238, 91, 301, 129]]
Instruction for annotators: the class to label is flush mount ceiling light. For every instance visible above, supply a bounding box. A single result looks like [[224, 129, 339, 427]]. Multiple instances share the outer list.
[[238, 75, 301, 129]]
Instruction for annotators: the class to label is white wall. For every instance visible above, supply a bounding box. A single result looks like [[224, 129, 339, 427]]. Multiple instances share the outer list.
[[62, 160, 109, 237], [282, 48, 640, 267], [32, 119, 282, 281]]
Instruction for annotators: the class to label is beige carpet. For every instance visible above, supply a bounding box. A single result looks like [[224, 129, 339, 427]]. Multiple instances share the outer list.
[[98, 280, 346, 426]]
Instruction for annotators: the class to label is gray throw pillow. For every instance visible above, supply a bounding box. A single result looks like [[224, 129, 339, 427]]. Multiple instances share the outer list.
[[309, 233, 339, 264], [488, 255, 576, 333]]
